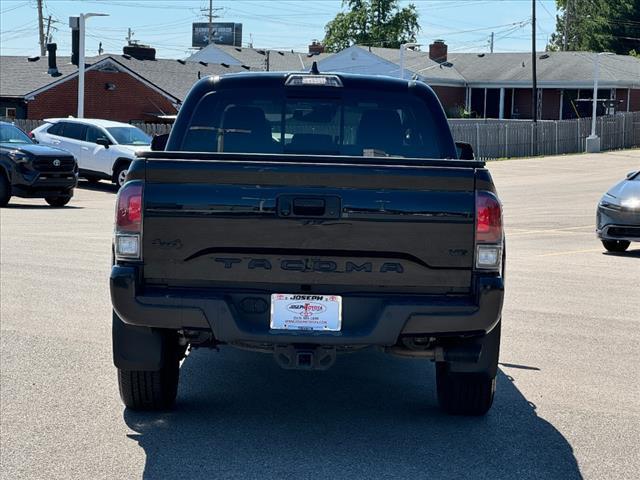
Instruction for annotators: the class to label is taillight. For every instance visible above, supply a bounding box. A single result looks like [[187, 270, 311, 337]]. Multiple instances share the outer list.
[[114, 181, 143, 260], [475, 191, 503, 271]]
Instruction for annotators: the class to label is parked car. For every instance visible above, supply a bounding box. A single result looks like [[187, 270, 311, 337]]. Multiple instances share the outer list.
[[110, 71, 505, 416], [597, 170, 640, 252], [32, 118, 151, 188], [0, 121, 77, 207]]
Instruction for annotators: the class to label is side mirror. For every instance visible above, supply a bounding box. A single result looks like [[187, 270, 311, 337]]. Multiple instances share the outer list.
[[455, 141, 475, 160], [96, 137, 110, 148], [626, 171, 637, 179], [151, 133, 169, 151]]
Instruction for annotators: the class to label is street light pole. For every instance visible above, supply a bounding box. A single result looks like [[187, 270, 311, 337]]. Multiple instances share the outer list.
[[586, 52, 613, 153], [399, 42, 420, 80], [77, 13, 108, 118]]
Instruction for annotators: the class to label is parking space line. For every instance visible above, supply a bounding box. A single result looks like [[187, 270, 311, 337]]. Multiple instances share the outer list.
[[508, 225, 594, 236], [537, 248, 603, 257]]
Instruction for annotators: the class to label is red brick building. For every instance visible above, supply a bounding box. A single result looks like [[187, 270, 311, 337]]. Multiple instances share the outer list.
[[316, 44, 640, 120], [0, 52, 244, 121]]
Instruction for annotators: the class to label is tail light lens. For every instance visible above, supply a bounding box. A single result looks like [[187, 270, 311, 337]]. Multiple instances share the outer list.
[[114, 181, 143, 260], [475, 191, 503, 271]]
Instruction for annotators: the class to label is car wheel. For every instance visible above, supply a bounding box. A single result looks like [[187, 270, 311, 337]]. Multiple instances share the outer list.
[[117, 332, 184, 410], [436, 365, 496, 416], [45, 196, 71, 207], [0, 174, 10, 207], [602, 240, 630, 252], [113, 163, 130, 188]]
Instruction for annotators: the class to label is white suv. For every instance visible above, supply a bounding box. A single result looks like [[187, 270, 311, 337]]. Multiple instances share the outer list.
[[32, 119, 151, 187]]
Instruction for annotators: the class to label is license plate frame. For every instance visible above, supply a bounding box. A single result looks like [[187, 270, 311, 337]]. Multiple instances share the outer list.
[[270, 294, 342, 332]]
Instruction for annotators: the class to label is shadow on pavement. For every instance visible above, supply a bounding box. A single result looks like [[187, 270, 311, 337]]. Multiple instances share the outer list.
[[76, 180, 118, 194], [603, 247, 640, 259], [5, 203, 82, 209], [124, 348, 582, 480]]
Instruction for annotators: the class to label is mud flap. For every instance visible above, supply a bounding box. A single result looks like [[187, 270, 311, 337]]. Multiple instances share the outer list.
[[445, 319, 501, 377], [112, 310, 164, 371]]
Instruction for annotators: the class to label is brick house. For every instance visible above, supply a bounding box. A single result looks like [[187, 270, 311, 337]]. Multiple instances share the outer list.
[[0, 50, 245, 121], [316, 43, 640, 120]]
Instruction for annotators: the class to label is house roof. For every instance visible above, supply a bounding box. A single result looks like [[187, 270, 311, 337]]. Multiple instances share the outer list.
[[0, 54, 247, 101], [449, 51, 640, 88], [318, 46, 640, 89], [185, 44, 332, 72], [367, 46, 467, 84]]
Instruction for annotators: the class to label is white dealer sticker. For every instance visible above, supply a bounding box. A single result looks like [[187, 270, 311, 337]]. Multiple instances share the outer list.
[[270, 294, 342, 331]]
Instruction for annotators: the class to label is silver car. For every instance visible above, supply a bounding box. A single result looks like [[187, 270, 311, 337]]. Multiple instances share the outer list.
[[597, 170, 640, 252]]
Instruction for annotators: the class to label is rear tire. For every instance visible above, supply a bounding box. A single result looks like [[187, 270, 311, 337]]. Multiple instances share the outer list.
[[0, 174, 10, 207], [45, 196, 71, 207], [436, 365, 496, 416], [602, 239, 630, 252], [117, 331, 183, 410], [113, 162, 130, 189]]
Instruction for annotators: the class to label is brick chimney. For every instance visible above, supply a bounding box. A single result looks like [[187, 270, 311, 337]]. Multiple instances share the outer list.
[[308, 40, 325, 55], [46, 43, 61, 77], [123, 43, 156, 61], [429, 39, 448, 63]]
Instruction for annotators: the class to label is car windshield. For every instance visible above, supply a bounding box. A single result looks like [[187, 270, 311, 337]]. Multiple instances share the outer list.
[[0, 124, 32, 144], [181, 87, 454, 159], [106, 127, 151, 145]]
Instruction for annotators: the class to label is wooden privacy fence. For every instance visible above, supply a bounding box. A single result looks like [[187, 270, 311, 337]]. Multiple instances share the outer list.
[[5, 112, 640, 160]]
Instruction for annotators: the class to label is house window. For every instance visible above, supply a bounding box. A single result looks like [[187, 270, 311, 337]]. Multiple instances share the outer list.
[[5, 107, 16, 120]]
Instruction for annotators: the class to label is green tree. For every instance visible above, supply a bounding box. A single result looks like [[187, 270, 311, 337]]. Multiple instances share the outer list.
[[549, 0, 640, 54], [323, 0, 420, 52]]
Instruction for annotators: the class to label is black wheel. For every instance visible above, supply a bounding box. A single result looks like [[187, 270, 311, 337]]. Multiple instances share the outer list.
[[436, 322, 500, 416], [602, 239, 630, 252], [0, 174, 11, 207], [113, 162, 130, 188], [117, 331, 184, 410], [45, 196, 71, 207], [436, 365, 496, 416]]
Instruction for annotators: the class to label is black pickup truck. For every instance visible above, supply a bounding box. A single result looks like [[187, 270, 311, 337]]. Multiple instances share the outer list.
[[110, 70, 505, 415]]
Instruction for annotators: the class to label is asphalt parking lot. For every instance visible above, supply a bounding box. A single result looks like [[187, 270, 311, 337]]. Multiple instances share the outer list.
[[1, 150, 639, 480]]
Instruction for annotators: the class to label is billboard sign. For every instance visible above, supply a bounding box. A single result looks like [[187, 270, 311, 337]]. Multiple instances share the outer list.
[[192, 22, 242, 48]]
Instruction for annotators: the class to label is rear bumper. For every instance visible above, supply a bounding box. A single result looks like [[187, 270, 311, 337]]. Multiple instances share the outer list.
[[111, 265, 504, 345]]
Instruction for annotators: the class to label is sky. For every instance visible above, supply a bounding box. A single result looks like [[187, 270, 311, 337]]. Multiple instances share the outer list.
[[0, 0, 560, 59]]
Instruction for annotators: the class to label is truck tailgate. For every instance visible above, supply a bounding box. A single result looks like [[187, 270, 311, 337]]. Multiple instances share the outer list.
[[141, 158, 477, 294]]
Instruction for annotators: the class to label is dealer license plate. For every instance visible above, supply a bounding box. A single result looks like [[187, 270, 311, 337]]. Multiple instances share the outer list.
[[270, 294, 342, 331]]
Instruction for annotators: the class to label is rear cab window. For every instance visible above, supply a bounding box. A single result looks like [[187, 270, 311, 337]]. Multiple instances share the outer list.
[[181, 85, 453, 160]]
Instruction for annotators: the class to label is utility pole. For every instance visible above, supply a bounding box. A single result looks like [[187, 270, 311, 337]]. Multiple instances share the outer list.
[[490, 32, 494, 53], [532, 0, 538, 123], [45, 15, 52, 44], [200, 1, 222, 46], [37, 0, 46, 56], [563, 0, 570, 51], [208, 0, 213, 45]]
